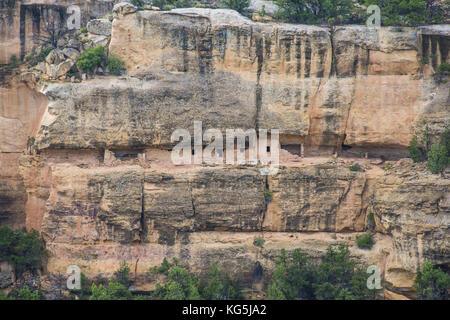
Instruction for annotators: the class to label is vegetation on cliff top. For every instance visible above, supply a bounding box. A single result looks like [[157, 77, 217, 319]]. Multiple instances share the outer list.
[[272, 0, 445, 26]]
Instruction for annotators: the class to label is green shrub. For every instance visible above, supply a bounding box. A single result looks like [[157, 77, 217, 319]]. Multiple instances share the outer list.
[[223, 0, 250, 14], [440, 129, 450, 156], [80, 27, 88, 34], [24, 47, 52, 66], [16, 285, 40, 300], [257, 4, 266, 17], [427, 143, 449, 174], [415, 262, 450, 300], [264, 189, 273, 202], [114, 261, 130, 287], [108, 54, 125, 75], [8, 55, 19, 69], [367, 212, 375, 229], [349, 163, 361, 171], [90, 281, 132, 300], [436, 62, 450, 76], [0, 226, 46, 277], [409, 136, 424, 162], [4, 285, 41, 300], [0, 292, 9, 300], [356, 233, 373, 249], [149, 257, 178, 275], [253, 237, 264, 248], [76, 46, 107, 74], [383, 163, 393, 171]]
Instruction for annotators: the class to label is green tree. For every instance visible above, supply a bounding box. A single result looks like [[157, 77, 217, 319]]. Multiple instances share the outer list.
[[8, 55, 19, 69], [313, 244, 377, 300], [267, 248, 315, 299], [90, 281, 132, 300], [108, 54, 126, 76], [409, 136, 425, 162], [76, 46, 107, 74], [415, 262, 450, 300], [427, 143, 449, 174], [153, 265, 201, 300], [16, 285, 40, 300], [275, 0, 357, 24], [440, 128, 450, 157], [114, 261, 131, 287], [356, 233, 374, 249], [0, 227, 46, 277], [198, 261, 241, 300]]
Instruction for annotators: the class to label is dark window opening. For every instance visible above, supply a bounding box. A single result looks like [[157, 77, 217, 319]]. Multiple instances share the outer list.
[[266, 146, 270, 152], [113, 150, 140, 160], [281, 144, 301, 156]]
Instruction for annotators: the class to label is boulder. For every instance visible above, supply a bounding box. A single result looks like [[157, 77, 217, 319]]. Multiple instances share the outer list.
[[113, 2, 137, 16], [62, 48, 80, 60], [86, 19, 112, 36]]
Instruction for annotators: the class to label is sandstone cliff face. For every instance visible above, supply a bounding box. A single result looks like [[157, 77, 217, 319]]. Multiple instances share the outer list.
[[0, 7, 449, 299], [371, 163, 450, 296], [107, 9, 448, 156]]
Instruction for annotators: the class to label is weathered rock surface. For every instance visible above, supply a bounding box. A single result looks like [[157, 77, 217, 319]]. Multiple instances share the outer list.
[[370, 162, 450, 297], [17, 150, 449, 298], [86, 19, 112, 36], [265, 165, 367, 232], [36, 76, 256, 149]]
